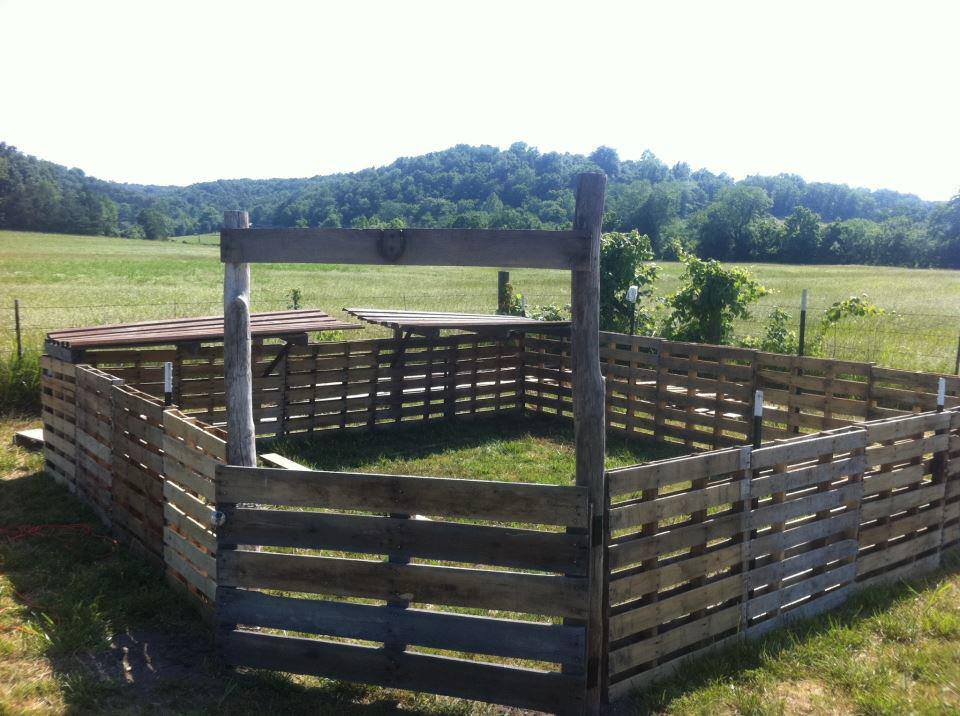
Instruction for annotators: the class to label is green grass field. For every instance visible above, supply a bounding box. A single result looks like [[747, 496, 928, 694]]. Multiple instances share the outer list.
[[1, 230, 959, 373], [1, 416, 958, 714]]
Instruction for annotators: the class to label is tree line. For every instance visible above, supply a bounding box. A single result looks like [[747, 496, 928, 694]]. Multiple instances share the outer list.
[[1, 141, 958, 267]]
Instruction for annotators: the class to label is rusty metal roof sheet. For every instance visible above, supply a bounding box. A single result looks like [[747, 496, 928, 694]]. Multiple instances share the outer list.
[[46, 309, 359, 349], [344, 307, 569, 336]]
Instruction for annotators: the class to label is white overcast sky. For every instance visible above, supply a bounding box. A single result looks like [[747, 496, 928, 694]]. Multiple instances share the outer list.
[[2, 0, 957, 199]]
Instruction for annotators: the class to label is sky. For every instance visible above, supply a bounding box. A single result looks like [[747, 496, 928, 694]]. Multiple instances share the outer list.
[[1, 0, 958, 200]]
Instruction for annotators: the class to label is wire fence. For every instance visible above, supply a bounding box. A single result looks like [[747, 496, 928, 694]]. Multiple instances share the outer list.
[[1, 290, 958, 374], [731, 303, 959, 374]]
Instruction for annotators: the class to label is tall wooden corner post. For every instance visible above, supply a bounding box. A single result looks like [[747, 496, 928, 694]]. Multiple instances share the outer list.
[[222, 210, 257, 467], [572, 173, 608, 712]]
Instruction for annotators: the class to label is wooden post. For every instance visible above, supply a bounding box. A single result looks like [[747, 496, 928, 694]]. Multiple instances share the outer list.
[[571, 172, 607, 711], [13, 299, 22, 361], [516, 332, 526, 415], [935, 378, 949, 559], [752, 389, 764, 449], [792, 290, 808, 433], [798, 289, 808, 357], [163, 361, 173, 406], [497, 270, 510, 314], [391, 328, 404, 423], [222, 210, 256, 467]]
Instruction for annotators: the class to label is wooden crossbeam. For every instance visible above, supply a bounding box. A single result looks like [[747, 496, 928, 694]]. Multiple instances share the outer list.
[[220, 227, 591, 270]]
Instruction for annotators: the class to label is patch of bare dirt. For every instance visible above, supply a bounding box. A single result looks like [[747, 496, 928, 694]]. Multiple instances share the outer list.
[[68, 628, 218, 697], [771, 679, 850, 715]]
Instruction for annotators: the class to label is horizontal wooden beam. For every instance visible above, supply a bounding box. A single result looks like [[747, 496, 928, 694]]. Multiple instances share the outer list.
[[220, 629, 583, 713], [217, 588, 585, 665], [218, 550, 589, 618], [220, 507, 589, 574], [220, 227, 591, 269], [216, 464, 589, 527]]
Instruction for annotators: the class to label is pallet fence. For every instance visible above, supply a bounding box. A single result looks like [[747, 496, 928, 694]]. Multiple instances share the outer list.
[[42, 356, 226, 587], [604, 410, 959, 699], [39, 329, 960, 712], [523, 332, 960, 450], [214, 464, 590, 714], [81, 333, 522, 438]]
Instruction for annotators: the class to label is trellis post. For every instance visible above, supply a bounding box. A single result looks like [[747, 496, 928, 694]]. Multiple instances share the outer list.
[[222, 210, 256, 467], [571, 172, 607, 711], [497, 270, 510, 314]]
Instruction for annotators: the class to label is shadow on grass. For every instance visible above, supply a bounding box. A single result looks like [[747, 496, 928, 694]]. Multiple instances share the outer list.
[[12, 418, 951, 715], [614, 549, 960, 715], [0, 469, 470, 714]]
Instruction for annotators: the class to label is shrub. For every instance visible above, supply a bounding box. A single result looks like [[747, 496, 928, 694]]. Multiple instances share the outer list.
[[0, 348, 41, 415], [287, 288, 303, 310], [599, 230, 659, 333], [740, 307, 798, 354], [498, 282, 524, 316], [808, 294, 885, 354], [664, 245, 768, 344], [528, 303, 569, 321]]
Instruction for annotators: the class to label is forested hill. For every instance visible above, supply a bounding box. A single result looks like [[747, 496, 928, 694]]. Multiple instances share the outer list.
[[1, 141, 958, 267]]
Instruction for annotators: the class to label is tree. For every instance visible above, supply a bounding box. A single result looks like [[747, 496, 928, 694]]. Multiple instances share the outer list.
[[694, 185, 773, 259], [875, 216, 927, 266], [0, 142, 945, 269], [589, 146, 620, 178], [136, 208, 170, 240], [931, 190, 960, 267], [778, 206, 822, 262], [664, 246, 768, 344], [822, 219, 881, 264], [598, 230, 659, 333]]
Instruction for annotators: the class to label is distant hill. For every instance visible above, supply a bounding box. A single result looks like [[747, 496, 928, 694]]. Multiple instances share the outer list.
[[1, 141, 957, 267]]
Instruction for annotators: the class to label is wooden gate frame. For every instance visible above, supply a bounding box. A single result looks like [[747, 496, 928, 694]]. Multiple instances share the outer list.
[[219, 172, 608, 712]]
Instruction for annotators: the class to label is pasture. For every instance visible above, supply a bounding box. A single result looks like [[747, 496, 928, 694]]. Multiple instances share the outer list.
[[3, 216, 960, 712], [1, 417, 958, 714], [1, 230, 959, 372]]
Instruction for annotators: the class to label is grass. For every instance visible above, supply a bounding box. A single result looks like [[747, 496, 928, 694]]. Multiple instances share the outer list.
[[269, 412, 687, 482], [1, 414, 959, 713], [0, 417, 530, 714], [0, 349, 41, 415], [622, 554, 960, 715], [1, 230, 959, 377]]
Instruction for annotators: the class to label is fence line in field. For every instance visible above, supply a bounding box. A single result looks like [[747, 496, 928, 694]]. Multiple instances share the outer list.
[[4, 295, 960, 373]]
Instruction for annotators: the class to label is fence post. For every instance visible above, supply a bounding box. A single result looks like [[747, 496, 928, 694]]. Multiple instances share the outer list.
[[737, 445, 752, 631], [14, 299, 22, 360], [752, 389, 764, 448], [954, 335, 960, 375], [516, 331, 526, 415], [497, 270, 510, 314], [570, 172, 607, 711], [798, 289, 808, 357], [222, 210, 256, 468], [163, 361, 173, 406], [626, 284, 639, 335], [935, 378, 949, 560]]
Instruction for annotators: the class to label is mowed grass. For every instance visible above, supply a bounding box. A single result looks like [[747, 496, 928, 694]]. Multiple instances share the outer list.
[[270, 412, 687, 482], [1, 414, 959, 714], [1, 229, 960, 373]]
